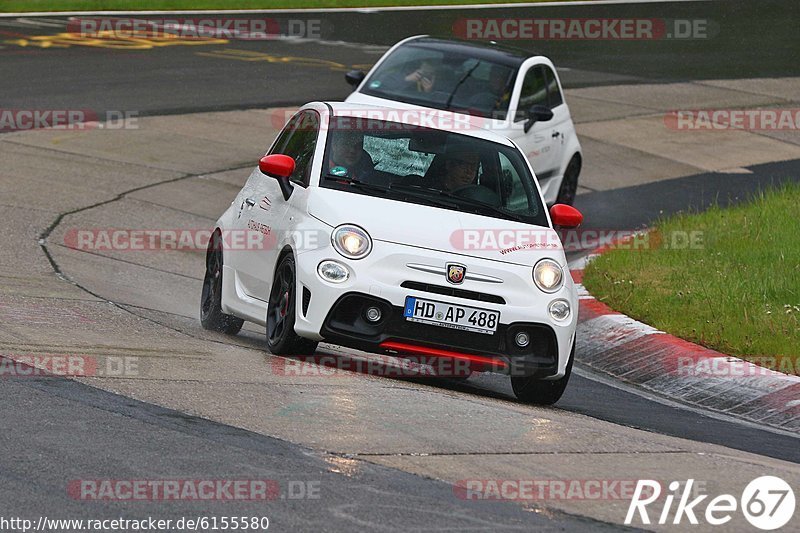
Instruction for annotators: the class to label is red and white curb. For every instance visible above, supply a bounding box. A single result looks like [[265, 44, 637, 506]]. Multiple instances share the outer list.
[[569, 253, 800, 434]]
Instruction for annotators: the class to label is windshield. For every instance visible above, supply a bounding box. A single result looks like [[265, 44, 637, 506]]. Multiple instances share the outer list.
[[320, 117, 547, 226], [360, 44, 516, 120]]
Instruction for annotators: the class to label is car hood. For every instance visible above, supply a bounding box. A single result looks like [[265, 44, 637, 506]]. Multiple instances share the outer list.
[[307, 187, 564, 267]]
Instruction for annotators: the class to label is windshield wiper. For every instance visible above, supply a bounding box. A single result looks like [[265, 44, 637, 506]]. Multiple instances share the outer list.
[[389, 183, 461, 204], [324, 177, 530, 222], [445, 60, 481, 110], [323, 175, 452, 207], [322, 174, 392, 194], [390, 183, 528, 223]]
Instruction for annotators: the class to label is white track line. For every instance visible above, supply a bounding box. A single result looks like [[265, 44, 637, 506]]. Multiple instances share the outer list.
[[0, 0, 714, 18]]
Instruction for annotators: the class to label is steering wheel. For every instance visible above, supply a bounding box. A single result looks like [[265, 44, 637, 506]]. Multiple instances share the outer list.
[[397, 174, 424, 186]]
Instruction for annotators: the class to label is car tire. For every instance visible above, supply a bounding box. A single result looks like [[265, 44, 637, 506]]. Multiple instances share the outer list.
[[555, 155, 581, 206], [510, 342, 574, 405], [200, 234, 244, 335], [266, 254, 319, 356]]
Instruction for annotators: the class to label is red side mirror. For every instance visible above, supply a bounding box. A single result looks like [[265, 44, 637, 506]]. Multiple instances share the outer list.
[[550, 204, 583, 229], [259, 154, 295, 178]]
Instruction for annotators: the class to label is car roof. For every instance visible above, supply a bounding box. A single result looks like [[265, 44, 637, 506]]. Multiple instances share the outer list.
[[400, 36, 534, 68], [321, 101, 517, 147]]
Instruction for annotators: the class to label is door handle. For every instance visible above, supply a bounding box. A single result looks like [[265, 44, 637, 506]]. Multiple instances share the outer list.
[[552, 131, 560, 138], [245, 197, 256, 207]]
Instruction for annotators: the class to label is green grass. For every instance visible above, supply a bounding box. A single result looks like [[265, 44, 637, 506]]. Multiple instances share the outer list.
[[582, 184, 800, 374], [1, 0, 579, 13]]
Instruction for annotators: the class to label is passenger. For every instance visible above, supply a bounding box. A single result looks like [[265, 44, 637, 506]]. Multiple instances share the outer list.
[[404, 60, 437, 93], [441, 149, 480, 192]]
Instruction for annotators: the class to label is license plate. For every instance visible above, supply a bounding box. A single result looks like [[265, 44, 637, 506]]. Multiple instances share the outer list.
[[403, 296, 500, 335]]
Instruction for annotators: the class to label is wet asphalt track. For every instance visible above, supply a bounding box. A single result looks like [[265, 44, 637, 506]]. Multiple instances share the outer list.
[[1, 0, 799, 529]]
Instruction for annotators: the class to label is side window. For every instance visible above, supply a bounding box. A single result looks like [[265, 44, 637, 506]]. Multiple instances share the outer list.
[[543, 66, 563, 108], [269, 118, 295, 155], [515, 66, 547, 121], [270, 111, 319, 186], [498, 152, 535, 215]]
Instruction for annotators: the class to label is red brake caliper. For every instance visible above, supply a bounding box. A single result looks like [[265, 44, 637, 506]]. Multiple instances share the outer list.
[[280, 292, 289, 317]]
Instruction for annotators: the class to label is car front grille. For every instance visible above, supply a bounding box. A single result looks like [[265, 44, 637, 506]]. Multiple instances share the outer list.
[[400, 281, 505, 305]]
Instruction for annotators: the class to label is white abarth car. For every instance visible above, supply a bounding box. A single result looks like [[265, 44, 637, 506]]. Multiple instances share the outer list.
[[200, 102, 584, 404], [344, 36, 583, 206]]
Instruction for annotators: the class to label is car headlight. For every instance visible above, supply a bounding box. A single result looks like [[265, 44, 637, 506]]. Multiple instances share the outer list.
[[533, 258, 563, 293], [331, 224, 372, 260]]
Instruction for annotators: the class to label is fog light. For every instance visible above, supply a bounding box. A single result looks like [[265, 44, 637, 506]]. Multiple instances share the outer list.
[[365, 306, 382, 322], [548, 299, 571, 321], [317, 260, 349, 283], [514, 331, 530, 347]]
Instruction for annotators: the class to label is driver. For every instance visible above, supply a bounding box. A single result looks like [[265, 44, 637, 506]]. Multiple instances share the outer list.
[[487, 65, 511, 111], [469, 65, 512, 117], [442, 149, 480, 192]]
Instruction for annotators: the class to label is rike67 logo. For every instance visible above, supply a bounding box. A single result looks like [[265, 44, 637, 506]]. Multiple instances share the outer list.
[[626, 476, 795, 530]]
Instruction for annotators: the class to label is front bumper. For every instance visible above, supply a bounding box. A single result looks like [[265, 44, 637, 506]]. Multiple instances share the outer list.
[[293, 240, 577, 379], [320, 292, 561, 377]]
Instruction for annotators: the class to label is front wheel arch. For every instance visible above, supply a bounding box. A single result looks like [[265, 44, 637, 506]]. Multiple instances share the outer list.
[[511, 340, 575, 405], [199, 229, 244, 335], [265, 250, 318, 355]]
